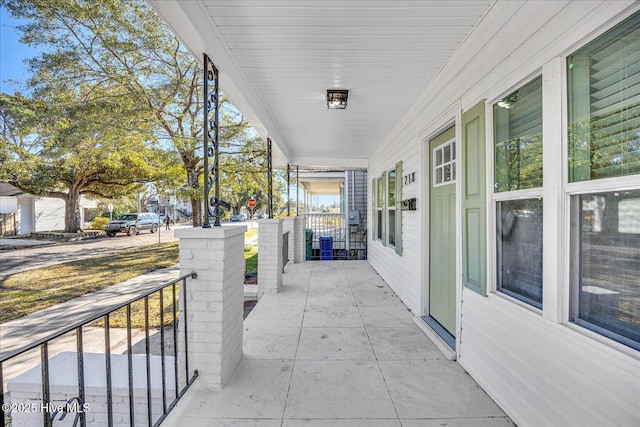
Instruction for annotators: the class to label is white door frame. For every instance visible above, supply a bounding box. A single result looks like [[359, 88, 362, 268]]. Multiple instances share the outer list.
[[419, 100, 463, 351]]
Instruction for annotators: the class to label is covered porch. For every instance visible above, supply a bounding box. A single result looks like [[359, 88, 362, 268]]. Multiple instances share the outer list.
[[163, 261, 510, 426], [149, 2, 639, 426]]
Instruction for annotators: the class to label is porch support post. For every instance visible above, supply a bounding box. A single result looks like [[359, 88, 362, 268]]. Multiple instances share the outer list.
[[296, 166, 300, 215], [267, 138, 273, 218], [287, 164, 291, 216], [203, 54, 220, 228], [258, 218, 283, 294], [176, 226, 245, 388], [282, 217, 298, 263], [293, 216, 305, 263]]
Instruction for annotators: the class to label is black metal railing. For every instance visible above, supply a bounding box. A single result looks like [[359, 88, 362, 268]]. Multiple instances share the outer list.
[[282, 231, 290, 272], [0, 273, 198, 427]]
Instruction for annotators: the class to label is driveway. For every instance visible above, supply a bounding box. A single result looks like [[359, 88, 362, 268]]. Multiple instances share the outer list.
[[0, 225, 185, 278]]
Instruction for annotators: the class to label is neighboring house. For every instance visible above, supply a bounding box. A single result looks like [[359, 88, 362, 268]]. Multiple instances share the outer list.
[[0, 183, 97, 235], [296, 169, 368, 259], [150, 2, 640, 426]]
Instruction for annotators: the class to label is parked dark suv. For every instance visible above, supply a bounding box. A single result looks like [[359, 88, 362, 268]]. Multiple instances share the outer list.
[[105, 213, 159, 237]]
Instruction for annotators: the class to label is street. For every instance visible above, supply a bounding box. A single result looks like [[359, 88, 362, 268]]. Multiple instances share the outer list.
[[0, 224, 184, 278], [0, 221, 257, 278]]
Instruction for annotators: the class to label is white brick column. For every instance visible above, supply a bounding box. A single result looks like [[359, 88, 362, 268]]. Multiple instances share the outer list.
[[293, 216, 305, 263], [175, 226, 246, 388], [282, 217, 295, 263], [258, 218, 283, 294]]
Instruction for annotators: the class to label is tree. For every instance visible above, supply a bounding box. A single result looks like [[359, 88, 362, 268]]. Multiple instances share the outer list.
[[2, 0, 275, 226], [1, 0, 207, 224], [217, 106, 287, 216], [0, 88, 164, 232]]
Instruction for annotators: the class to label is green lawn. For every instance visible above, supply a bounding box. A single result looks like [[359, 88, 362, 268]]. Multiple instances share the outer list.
[[0, 233, 259, 324], [245, 246, 258, 276]]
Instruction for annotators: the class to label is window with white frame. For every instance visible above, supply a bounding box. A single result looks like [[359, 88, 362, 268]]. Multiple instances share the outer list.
[[372, 163, 403, 254], [372, 177, 378, 241], [376, 175, 385, 242], [433, 139, 456, 186], [388, 168, 396, 246], [493, 76, 544, 309], [567, 11, 640, 351]]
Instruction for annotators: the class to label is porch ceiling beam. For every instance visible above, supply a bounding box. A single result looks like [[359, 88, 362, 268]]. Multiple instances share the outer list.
[[290, 157, 368, 169]]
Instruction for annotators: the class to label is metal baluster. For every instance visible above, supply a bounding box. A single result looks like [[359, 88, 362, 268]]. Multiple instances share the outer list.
[[126, 304, 134, 426], [145, 296, 152, 426], [172, 282, 179, 398], [104, 314, 113, 427], [160, 288, 167, 415], [183, 277, 189, 382], [172, 282, 179, 397], [267, 138, 273, 218], [41, 342, 52, 427], [0, 362, 5, 426], [76, 326, 86, 427]]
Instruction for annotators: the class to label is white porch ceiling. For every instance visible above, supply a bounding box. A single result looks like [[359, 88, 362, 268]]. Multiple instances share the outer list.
[[150, 0, 494, 168], [298, 171, 345, 195]]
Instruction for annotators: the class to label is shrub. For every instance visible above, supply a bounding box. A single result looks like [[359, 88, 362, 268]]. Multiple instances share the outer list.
[[91, 217, 110, 230]]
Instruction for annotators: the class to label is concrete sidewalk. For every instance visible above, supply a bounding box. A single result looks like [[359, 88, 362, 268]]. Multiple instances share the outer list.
[[0, 238, 53, 248]]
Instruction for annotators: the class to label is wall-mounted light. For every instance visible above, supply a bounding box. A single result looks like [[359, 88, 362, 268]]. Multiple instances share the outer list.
[[327, 89, 349, 109]]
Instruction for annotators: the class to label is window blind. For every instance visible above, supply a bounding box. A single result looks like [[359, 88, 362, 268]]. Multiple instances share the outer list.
[[494, 76, 543, 192], [568, 14, 640, 181]]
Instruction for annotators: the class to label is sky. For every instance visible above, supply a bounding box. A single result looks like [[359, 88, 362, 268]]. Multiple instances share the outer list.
[[0, 6, 37, 94]]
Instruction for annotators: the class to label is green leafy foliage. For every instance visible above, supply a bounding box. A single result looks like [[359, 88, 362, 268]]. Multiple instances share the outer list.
[[90, 216, 109, 230], [0, 88, 163, 231]]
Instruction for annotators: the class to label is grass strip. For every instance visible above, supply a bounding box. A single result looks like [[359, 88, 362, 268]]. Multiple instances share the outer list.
[[244, 246, 258, 277], [0, 242, 179, 323], [1, 236, 260, 326]]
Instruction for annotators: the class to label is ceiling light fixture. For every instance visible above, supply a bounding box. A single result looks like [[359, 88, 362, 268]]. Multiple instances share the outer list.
[[326, 89, 349, 109]]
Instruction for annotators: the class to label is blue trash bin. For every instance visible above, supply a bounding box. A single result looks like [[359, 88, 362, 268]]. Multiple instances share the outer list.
[[319, 236, 333, 260]]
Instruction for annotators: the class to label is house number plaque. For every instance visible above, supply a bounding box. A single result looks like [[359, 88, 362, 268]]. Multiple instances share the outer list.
[[403, 172, 416, 185]]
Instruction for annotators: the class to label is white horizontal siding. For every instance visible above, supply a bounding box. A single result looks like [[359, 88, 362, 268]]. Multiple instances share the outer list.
[[459, 290, 640, 427], [367, 1, 640, 426], [368, 132, 422, 314]]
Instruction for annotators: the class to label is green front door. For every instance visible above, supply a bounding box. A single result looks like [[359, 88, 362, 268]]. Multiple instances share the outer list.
[[429, 126, 457, 336]]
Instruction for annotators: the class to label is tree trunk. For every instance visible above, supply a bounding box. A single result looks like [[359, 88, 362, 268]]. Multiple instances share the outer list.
[[187, 168, 202, 227], [64, 190, 82, 233], [191, 196, 202, 227]]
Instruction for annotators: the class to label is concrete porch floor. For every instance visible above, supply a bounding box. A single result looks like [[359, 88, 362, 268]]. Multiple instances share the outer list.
[[163, 261, 513, 426]]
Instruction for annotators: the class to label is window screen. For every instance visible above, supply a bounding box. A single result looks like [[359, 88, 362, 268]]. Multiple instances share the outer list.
[[496, 198, 544, 308], [570, 190, 640, 350]]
